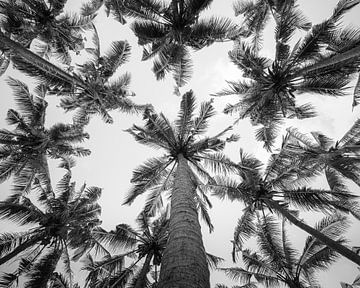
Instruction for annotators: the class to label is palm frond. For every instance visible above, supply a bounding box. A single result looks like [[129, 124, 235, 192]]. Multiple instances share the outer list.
[[232, 209, 256, 261], [175, 90, 196, 142], [124, 157, 173, 205], [102, 40, 131, 78]]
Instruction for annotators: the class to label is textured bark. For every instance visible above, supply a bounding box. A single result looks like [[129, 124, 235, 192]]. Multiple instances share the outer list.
[[158, 154, 210, 288], [134, 252, 153, 288], [0, 234, 42, 265], [267, 199, 360, 266], [0, 32, 85, 88], [297, 46, 360, 76]]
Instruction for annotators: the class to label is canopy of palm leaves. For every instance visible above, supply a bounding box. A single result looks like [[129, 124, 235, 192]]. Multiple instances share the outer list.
[[4, 26, 147, 124], [83, 210, 169, 288], [221, 214, 349, 288], [0, 0, 93, 64], [233, 0, 311, 50], [210, 148, 360, 264], [0, 78, 90, 192], [283, 121, 360, 191], [93, 0, 242, 89], [0, 158, 105, 287], [125, 90, 239, 229], [216, 0, 360, 150]]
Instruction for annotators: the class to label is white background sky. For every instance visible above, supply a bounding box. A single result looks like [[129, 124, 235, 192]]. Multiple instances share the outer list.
[[1, 0, 360, 287]]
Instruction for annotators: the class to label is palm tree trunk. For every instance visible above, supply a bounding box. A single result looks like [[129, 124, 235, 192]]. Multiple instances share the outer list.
[[134, 252, 153, 288], [0, 234, 42, 265], [0, 32, 85, 88], [266, 199, 360, 266], [297, 46, 360, 76], [158, 154, 210, 288]]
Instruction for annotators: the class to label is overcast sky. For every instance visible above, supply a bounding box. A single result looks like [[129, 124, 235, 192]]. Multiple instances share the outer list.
[[1, 0, 360, 287]]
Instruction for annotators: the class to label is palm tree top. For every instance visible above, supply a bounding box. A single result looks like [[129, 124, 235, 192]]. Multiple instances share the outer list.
[[124, 90, 239, 231], [92, 0, 243, 89], [127, 90, 237, 160], [221, 214, 349, 288], [216, 0, 360, 150], [0, 78, 90, 185]]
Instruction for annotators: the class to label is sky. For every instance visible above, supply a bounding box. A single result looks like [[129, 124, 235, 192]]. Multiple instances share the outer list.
[[0, 0, 360, 287]]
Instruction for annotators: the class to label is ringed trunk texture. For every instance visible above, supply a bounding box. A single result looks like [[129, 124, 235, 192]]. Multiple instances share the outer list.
[[267, 200, 360, 266], [0, 32, 85, 88], [134, 252, 153, 288], [158, 154, 210, 288], [297, 46, 360, 75]]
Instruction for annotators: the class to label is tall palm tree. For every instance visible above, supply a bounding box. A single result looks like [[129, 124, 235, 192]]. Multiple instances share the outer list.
[[0, 27, 147, 123], [0, 158, 106, 287], [216, 0, 360, 150], [94, 0, 242, 90], [125, 90, 239, 288], [211, 149, 360, 266], [283, 121, 360, 191], [0, 0, 93, 65], [221, 214, 349, 288], [0, 78, 90, 194]]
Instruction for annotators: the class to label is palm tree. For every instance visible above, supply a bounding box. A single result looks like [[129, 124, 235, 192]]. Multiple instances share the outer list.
[[216, 0, 360, 150], [221, 214, 349, 288], [96, 0, 242, 90], [125, 90, 239, 288], [54, 25, 147, 123], [284, 121, 360, 191], [0, 78, 90, 194], [82, 210, 169, 288], [0, 158, 106, 287], [0, 27, 147, 123], [211, 149, 360, 266], [0, 0, 93, 64]]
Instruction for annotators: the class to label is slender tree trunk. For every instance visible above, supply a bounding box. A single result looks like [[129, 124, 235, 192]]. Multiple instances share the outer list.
[[158, 154, 210, 288], [266, 199, 360, 266], [0, 234, 42, 265], [0, 32, 85, 88], [134, 252, 153, 288], [297, 46, 360, 76]]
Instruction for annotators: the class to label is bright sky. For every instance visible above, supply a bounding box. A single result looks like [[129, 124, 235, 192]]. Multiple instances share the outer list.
[[1, 0, 360, 287]]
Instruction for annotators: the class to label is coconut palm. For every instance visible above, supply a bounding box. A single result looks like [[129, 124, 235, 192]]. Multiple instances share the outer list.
[[55, 25, 147, 123], [0, 27, 147, 123], [0, 159, 106, 287], [0, 78, 90, 195], [284, 121, 360, 191], [95, 0, 242, 90], [216, 0, 360, 150], [125, 90, 239, 288], [84, 211, 169, 288], [0, 0, 93, 64], [211, 148, 360, 266], [221, 214, 349, 288]]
